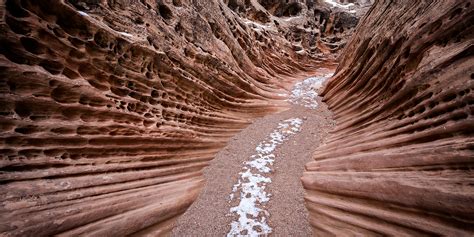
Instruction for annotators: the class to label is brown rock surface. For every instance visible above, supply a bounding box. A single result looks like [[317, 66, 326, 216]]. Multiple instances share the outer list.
[[4, 0, 472, 235], [0, 0, 360, 236], [303, 0, 474, 235]]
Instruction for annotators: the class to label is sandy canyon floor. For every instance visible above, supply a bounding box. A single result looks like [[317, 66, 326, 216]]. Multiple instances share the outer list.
[[172, 73, 336, 236]]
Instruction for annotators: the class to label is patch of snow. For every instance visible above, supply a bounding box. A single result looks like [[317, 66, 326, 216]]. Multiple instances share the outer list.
[[77, 11, 89, 17], [227, 118, 303, 236], [287, 74, 333, 109], [283, 16, 302, 22], [324, 0, 355, 9], [74, 10, 142, 42], [295, 49, 305, 54], [118, 32, 133, 37], [242, 19, 271, 30]]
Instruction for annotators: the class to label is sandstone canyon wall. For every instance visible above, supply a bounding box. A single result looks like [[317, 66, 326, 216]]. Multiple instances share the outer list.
[[0, 0, 361, 235], [303, 0, 474, 235]]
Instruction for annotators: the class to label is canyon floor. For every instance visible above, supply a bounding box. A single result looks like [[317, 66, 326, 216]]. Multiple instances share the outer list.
[[172, 74, 336, 236], [1, 0, 472, 236]]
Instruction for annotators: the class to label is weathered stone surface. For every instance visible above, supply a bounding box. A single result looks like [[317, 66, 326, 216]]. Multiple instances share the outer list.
[[226, 0, 368, 58], [303, 0, 474, 235], [0, 0, 362, 235]]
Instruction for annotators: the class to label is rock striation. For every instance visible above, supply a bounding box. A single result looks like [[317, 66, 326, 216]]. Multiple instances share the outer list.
[[303, 0, 474, 235], [226, 0, 368, 59], [0, 0, 361, 236]]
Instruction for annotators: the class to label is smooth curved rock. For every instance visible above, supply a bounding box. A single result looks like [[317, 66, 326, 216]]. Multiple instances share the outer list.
[[0, 0, 364, 235], [303, 0, 474, 235]]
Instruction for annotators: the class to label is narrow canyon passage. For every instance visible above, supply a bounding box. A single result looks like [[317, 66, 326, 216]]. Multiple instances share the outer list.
[[2, 0, 473, 236], [172, 73, 335, 236]]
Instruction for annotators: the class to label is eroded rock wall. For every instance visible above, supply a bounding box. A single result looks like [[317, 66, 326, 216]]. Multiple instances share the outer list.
[[303, 0, 474, 235], [0, 0, 355, 235], [224, 0, 368, 58]]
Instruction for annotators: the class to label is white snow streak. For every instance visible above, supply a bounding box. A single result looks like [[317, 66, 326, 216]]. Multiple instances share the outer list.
[[227, 118, 303, 236], [76, 11, 137, 39], [118, 32, 133, 37], [243, 19, 271, 31], [77, 11, 89, 16], [295, 49, 306, 54], [283, 16, 303, 22], [324, 0, 355, 9], [287, 74, 332, 109]]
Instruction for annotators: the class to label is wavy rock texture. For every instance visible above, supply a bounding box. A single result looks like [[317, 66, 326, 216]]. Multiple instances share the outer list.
[[303, 0, 474, 235], [227, 0, 369, 57], [0, 0, 364, 236]]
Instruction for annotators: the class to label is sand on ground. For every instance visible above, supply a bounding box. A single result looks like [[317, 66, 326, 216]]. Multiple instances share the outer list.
[[172, 83, 335, 236]]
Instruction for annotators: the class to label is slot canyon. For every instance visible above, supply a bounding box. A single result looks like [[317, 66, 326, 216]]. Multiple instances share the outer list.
[[0, 0, 473, 236]]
